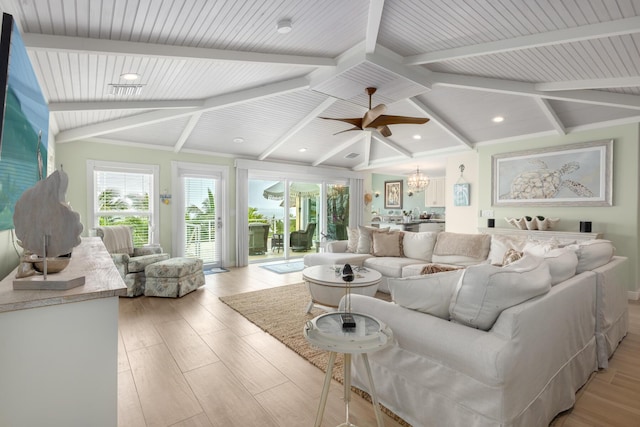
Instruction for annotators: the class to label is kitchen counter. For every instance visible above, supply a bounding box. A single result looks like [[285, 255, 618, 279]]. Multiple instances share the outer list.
[[371, 219, 445, 232]]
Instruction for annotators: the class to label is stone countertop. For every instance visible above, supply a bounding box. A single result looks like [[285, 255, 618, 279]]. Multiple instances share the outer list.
[[371, 219, 446, 225], [0, 237, 127, 313]]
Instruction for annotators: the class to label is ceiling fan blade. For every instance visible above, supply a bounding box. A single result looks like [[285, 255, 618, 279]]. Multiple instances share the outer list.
[[361, 104, 387, 129], [333, 126, 362, 135], [377, 125, 392, 137], [319, 117, 363, 129], [369, 115, 430, 127]]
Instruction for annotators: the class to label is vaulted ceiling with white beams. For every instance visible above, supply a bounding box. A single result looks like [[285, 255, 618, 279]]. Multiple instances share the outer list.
[[3, 0, 640, 176]]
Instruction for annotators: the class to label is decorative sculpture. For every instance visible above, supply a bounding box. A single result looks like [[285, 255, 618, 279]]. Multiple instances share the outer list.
[[12, 167, 84, 288]]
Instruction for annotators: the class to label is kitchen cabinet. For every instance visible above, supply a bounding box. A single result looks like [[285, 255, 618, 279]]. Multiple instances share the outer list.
[[419, 222, 445, 232], [425, 177, 445, 207]]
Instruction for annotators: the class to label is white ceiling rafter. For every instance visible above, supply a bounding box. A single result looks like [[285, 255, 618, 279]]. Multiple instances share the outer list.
[[174, 112, 203, 153], [311, 133, 364, 167], [23, 33, 336, 68], [258, 97, 337, 160], [56, 77, 310, 143], [365, 0, 385, 54], [535, 76, 640, 92], [366, 45, 434, 90], [406, 97, 473, 148], [371, 133, 412, 158], [49, 100, 203, 112], [361, 131, 372, 168], [534, 98, 566, 135], [431, 72, 640, 111], [403, 16, 640, 65]]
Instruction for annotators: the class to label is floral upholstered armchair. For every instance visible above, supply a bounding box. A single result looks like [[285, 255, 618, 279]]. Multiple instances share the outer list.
[[95, 225, 170, 297]]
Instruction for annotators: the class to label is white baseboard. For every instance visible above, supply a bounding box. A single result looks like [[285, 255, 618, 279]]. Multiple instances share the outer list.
[[628, 290, 640, 301]]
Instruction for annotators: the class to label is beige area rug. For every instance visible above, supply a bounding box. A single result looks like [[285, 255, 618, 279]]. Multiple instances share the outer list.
[[219, 283, 410, 426]]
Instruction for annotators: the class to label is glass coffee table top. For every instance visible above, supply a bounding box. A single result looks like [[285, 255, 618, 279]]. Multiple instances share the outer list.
[[304, 312, 392, 354]]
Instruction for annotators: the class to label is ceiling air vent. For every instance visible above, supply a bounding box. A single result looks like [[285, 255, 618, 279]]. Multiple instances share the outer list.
[[344, 152, 359, 159]]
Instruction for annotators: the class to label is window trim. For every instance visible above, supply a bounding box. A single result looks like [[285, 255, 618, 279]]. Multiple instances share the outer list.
[[87, 160, 160, 244]]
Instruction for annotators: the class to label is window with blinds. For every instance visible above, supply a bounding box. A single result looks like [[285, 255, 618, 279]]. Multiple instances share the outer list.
[[90, 162, 157, 247]]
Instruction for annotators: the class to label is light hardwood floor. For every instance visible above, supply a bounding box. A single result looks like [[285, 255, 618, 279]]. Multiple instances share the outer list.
[[118, 264, 640, 427]]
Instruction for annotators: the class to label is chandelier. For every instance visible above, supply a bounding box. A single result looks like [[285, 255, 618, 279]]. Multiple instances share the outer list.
[[407, 166, 430, 192]]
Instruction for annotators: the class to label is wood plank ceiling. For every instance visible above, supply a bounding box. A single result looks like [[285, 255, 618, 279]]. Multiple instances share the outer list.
[[1, 0, 638, 176]]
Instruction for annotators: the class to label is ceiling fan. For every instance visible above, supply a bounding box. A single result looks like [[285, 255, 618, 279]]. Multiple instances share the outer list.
[[320, 87, 430, 137]]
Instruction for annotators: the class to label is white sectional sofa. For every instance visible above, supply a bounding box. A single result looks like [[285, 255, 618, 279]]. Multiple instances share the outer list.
[[304, 228, 629, 427]]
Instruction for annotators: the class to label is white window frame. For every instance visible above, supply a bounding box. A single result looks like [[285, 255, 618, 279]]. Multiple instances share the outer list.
[[171, 161, 229, 267], [86, 160, 160, 244]]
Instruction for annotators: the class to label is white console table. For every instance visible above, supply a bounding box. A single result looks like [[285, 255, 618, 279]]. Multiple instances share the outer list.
[[0, 237, 126, 427], [478, 227, 602, 241]]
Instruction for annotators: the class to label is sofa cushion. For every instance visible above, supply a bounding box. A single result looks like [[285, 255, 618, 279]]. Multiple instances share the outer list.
[[364, 256, 424, 278], [487, 234, 527, 265], [356, 226, 389, 254], [402, 231, 438, 261], [303, 252, 372, 267], [372, 230, 404, 257], [543, 248, 578, 285], [432, 232, 491, 266], [567, 239, 615, 273], [128, 253, 170, 273], [389, 269, 464, 319], [449, 255, 552, 330]]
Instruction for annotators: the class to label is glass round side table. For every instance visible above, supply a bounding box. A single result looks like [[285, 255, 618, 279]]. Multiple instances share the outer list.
[[304, 311, 393, 427]]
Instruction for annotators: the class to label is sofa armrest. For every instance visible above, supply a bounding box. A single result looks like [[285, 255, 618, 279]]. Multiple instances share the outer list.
[[133, 245, 163, 256], [110, 254, 130, 278], [326, 240, 348, 253]]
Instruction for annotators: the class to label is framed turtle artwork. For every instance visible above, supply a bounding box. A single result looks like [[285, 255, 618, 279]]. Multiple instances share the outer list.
[[492, 140, 613, 207]]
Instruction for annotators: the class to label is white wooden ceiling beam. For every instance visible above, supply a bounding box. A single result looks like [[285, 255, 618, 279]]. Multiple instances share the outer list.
[[431, 72, 640, 110], [174, 112, 203, 153], [23, 33, 335, 68], [312, 133, 363, 167], [56, 77, 309, 143], [366, 45, 434, 90], [535, 76, 640, 91], [406, 97, 474, 148], [534, 98, 566, 135], [361, 131, 372, 168], [404, 16, 640, 65], [365, 0, 385, 54], [371, 133, 412, 158], [258, 97, 337, 160], [49, 100, 203, 112]]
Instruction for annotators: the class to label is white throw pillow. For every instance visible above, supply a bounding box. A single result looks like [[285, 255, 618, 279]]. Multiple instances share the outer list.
[[567, 239, 615, 273], [432, 232, 491, 266], [449, 255, 552, 330], [402, 231, 438, 261], [346, 228, 359, 253], [356, 226, 389, 254], [543, 247, 578, 285], [389, 269, 464, 319], [487, 234, 527, 265], [522, 239, 559, 257]]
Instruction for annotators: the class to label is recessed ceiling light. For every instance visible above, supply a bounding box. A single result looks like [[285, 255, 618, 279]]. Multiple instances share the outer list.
[[492, 116, 505, 123], [298, 148, 307, 152], [120, 73, 140, 81], [233, 137, 244, 144], [413, 134, 422, 140], [276, 19, 292, 34]]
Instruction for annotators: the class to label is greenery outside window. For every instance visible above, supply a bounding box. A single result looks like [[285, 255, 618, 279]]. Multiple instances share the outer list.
[[88, 160, 159, 247]]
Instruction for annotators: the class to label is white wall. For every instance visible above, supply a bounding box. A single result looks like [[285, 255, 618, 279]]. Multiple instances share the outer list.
[[445, 151, 480, 234]]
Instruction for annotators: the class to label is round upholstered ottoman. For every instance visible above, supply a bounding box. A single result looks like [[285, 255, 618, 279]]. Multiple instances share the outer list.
[[144, 257, 205, 297]]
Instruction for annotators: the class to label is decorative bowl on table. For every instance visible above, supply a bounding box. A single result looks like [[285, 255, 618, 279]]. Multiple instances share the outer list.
[[505, 216, 559, 231], [33, 253, 72, 273]]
